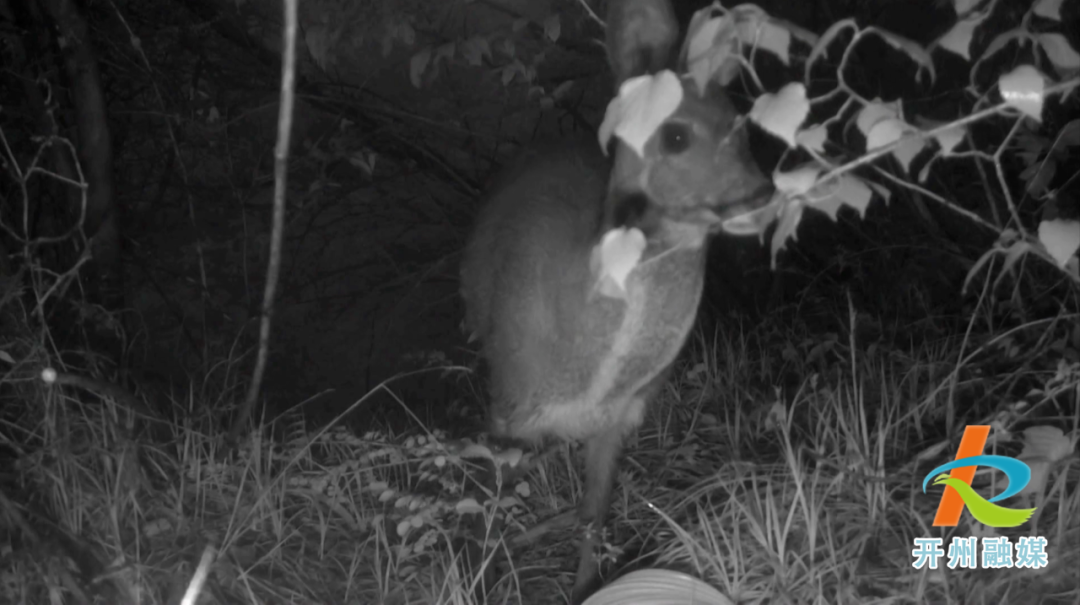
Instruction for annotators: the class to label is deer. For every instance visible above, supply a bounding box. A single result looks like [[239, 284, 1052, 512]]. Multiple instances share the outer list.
[[460, 0, 774, 601]]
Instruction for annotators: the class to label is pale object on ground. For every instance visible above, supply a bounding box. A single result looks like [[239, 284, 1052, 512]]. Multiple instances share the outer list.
[[582, 569, 735, 605]]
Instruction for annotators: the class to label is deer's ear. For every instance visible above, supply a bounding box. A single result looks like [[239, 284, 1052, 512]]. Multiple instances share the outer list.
[[605, 0, 678, 86]]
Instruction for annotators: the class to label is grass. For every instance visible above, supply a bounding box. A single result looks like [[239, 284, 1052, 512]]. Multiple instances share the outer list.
[[2, 303, 1078, 604]]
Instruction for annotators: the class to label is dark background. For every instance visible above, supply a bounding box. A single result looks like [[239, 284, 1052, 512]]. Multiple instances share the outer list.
[[1, 0, 1076, 434]]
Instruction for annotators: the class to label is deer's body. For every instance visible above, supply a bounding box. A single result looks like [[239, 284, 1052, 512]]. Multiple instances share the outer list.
[[460, 1, 773, 601], [462, 140, 710, 444]]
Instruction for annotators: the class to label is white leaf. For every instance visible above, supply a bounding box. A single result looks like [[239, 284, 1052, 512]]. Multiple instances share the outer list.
[[1037, 33, 1080, 72], [455, 497, 484, 515], [599, 72, 683, 157], [937, 14, 980, 60], [774, 164, 822, 196], [684, 13, 740, 90], [808, 175, 873, 220], [856, 100, 901, 138], [457, 443, 495, 461], [737, 14, 793, 66], [932, 123, 966, 156], [1037, 219, 1080, 267], [1021, 425, 1074, 463], [497, 496, 522, 509], [952, 0, 981, 14], [593, 228, 646, 297], [868, 181, 892, 203], [894, 135, 928, 173], [1017, 425, 1074, 497], [998, 65, 1045, 121], [795, 124, 828, 152], [866, 118, 907, 150], [1033, 0, 1063, 20], [493, 447, 524, 468], [749, 83, 809, 147]]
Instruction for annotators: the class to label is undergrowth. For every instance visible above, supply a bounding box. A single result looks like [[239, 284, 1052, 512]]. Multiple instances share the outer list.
[[2, 295, 1077, 605]]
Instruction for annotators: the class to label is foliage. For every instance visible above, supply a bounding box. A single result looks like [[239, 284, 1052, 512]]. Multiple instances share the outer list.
[[590, 0, 1080, 284]]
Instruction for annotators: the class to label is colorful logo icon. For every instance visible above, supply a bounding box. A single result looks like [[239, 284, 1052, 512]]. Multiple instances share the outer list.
[[922, 425, 1036, 528]]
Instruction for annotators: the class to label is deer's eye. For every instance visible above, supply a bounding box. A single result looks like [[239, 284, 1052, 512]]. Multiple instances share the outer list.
[[660, 122, 691, 154]]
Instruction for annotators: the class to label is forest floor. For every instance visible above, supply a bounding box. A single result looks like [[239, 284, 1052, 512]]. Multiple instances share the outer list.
[[4, 306, 1079, 605]]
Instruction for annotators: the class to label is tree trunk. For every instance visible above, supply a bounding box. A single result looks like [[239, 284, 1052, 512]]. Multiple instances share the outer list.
[[41, 0, 123, 309]]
